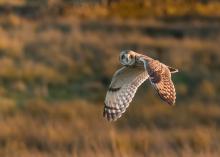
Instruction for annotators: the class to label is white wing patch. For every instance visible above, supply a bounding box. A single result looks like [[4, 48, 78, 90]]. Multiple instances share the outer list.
[[103, 67, 149, 121]]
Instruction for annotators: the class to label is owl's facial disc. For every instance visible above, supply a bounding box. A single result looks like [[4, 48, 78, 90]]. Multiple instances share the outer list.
[[120, 50, 136, 66]]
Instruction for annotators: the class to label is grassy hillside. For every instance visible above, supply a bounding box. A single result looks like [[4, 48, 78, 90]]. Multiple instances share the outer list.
[[0, 1, 219, 157], [0, 15, 219, 103]]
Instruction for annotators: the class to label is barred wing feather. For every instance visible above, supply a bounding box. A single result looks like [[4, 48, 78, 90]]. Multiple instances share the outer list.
[[103, 66, 148, 121]]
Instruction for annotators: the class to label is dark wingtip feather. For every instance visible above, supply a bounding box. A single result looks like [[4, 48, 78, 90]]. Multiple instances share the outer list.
[[103, 103, 122, 122], [157, 93, 175, 106]]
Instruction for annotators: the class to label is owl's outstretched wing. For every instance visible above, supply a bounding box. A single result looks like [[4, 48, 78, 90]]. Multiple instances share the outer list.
[[147, 60, 176, 105], [104, 66, 148, 121]]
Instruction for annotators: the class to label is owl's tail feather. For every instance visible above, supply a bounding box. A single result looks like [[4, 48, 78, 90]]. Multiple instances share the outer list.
[[168, 66, 178, 73]]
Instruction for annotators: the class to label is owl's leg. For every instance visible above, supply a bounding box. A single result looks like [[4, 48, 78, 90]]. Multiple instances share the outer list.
[[139, 57, 148, 71]]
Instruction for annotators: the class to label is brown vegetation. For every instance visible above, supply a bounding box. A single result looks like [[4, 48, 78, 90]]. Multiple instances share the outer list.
[[0, 0, 219, 156]]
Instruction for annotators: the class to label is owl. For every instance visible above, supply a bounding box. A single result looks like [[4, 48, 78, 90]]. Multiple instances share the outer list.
[[103, 50, 178, 121]]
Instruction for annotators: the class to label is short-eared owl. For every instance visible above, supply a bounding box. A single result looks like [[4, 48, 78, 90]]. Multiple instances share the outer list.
[[103, 50, 178, 121]]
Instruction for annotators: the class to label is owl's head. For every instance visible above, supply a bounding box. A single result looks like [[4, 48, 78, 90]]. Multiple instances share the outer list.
[[119, 50, 137, 66]]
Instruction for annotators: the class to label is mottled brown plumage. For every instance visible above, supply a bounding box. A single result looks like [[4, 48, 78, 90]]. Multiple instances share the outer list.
[[103, 50, 178, 121], [147, 60, 176, 105]]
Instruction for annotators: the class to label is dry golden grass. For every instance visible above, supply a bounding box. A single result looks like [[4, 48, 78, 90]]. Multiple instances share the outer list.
[[0, 1, 219, 156], [0, 100, 220, 157], [0, 14, 219, 102]]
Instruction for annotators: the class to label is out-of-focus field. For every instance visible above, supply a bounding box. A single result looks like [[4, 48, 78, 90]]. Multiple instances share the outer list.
[[0, 0, 220, 156]]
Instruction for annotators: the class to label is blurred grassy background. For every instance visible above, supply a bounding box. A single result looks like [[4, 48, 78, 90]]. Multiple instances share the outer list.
[[0, 0, 220, 156]]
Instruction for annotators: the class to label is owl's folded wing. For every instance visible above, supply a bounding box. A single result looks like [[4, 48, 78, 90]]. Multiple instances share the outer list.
[[104, 66, 149, 121]]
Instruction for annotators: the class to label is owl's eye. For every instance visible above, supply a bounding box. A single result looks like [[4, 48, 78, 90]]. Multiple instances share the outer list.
[[121, 55, 125, 59]]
